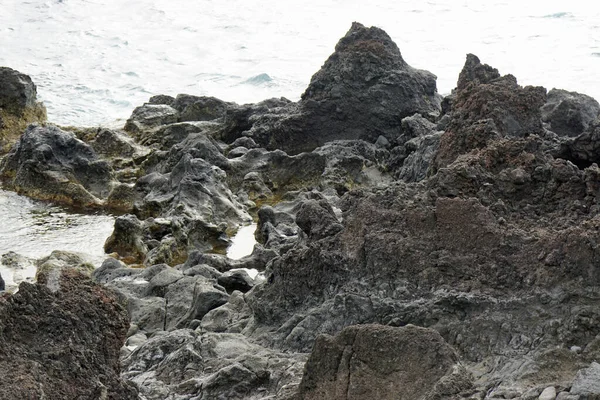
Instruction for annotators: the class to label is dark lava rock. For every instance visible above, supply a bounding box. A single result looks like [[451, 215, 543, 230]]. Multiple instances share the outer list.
[[0, 269, 138, 399], [298, 324, 472, 400], [556, 116, 600, 169], [242, 23, 442, 154], [541, 88, 600, 137], [172, 94, 233, 122], [0, 272, 4, 291], [124, 103, 179, 135], [433, 54, 547, 171], [0, 67, 47, 152], [0, 125, 114, 208], [217, 269, 255, 293]]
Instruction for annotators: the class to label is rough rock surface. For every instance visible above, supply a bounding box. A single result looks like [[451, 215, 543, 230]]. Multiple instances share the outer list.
[[298, 324, 472, 400], [6, 22, 600, 400], [0, 269, 138, 399], [237, 22, 442, 154], [0, 125, 114, 208], [541, 88, 600, 137], [433, 53, 547, 171], [0, 67, 47, 152]]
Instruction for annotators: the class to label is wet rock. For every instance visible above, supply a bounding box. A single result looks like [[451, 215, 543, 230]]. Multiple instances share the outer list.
[[124, 103, 179, 135], [297, 324, 472, 400], [138, 120, 220, 150], [0, 269, 138, 399], [0, 67, 47, 153], [541, 88, 600, 137], [570, 362, 600, 396], [90, 127, 137, 158], [245, 23, 441, 154], [0, 125, 114, 208], [35, 250, 95, 286], [172, 94, 233, 122]]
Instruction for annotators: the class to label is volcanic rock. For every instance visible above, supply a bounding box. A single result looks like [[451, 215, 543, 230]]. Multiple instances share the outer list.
[[297, 324, 472, 400], [240, 22, 442, 154], [0, 269, 138, 399], [0, 67, 47, 153], [541, 88, 600, 137], [0, 125, 114, 208]]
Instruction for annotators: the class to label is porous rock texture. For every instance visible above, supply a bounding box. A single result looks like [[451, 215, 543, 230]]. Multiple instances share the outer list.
[[0, 268, 138, 399], [5, 22, 600, 400]]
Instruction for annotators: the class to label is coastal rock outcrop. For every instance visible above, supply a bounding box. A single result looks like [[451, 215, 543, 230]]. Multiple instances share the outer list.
[[0, 125, 115, 208], [6, 22, 600, 400], [0, 67, 47, 153], [0, 269, 138, 399], [230, 22, 442, 154], [297, 324, 472, 400]]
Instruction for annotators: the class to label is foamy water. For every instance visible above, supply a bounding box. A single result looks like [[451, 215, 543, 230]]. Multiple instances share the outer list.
[[1, 0, 599, 127]]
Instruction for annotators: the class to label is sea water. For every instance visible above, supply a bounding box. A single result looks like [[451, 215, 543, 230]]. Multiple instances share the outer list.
[[1, 0, 599, 127], [0, 0, 599, 270]]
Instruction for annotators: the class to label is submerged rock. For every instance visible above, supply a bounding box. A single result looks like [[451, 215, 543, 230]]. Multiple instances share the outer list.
[[0, 67, 47, 153], [0, 269, 138, 399]]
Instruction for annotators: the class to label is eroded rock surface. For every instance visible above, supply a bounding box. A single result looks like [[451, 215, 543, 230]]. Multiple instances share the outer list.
[[0, 269, 138, 399], [0, 67, 47, 153]]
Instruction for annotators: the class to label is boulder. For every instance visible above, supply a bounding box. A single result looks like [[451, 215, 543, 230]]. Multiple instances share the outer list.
[[433, 54, 547, 171], [0, 269, 138, 399], [297, 324, 472, 400], [541, 88, 600, 137], [0, 67, 46, 153], [124, 103, 179, 135], [0, 125, 114, 208], [570, 362, 600, 396]]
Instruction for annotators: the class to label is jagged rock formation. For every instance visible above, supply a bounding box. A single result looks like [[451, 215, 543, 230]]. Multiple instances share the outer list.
[[297, 324, 472, 400], [0, 67, 47, 153], [5, 22, 600, 400], [0, 268, 137, 399]]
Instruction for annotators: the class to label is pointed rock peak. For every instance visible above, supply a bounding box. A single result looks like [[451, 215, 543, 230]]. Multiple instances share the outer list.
[[456, 53, 501, 91], [333, 22, 406, 67]]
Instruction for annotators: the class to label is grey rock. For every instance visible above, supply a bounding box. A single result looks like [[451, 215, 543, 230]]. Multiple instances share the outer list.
[[172, 94, 232, 122], [217, 269, 255, 293], [245, 23, 442, 154], [174, 278, 229, 328], [124, 104, 179, 134], [0, 125, 113, 208], [541, 88, 600, 137], [539, 386, 557, 400], [571, 362, 600, 396], [397, 131, 442, 182], [297, 324, 472, 400]]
